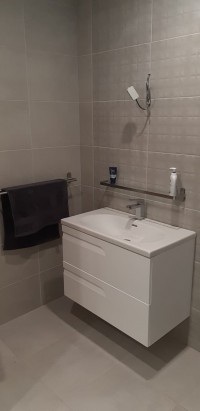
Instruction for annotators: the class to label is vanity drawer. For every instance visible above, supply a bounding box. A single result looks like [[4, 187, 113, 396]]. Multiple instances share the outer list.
[[62, 227, 151, 304], [64, 268, 149, 346]]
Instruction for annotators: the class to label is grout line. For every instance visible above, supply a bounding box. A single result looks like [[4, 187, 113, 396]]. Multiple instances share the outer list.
[[22, 4, 42, 304], [39, 263, 63, 275], [91, 31, 200, 56], [145, 0, 154, 195], [0, 272, 40, 292], [91, 0, 95, 209], [0, 145, 81, 153]]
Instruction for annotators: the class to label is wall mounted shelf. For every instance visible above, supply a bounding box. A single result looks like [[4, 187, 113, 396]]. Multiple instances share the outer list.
[[100, 180, 186, 202]]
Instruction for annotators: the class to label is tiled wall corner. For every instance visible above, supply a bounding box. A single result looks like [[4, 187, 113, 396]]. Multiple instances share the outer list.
[[0, 0, 81, 324], [78, 0, 94, 212]]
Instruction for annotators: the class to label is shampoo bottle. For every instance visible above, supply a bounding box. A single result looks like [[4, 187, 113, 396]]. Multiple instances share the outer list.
[[169, 167, 177, 198]]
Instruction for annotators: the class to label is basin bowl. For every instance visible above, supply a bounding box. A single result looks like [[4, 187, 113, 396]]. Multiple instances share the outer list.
[[62, 207, 195, 257]]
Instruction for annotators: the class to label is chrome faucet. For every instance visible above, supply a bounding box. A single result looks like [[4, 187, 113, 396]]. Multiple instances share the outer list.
[[126, 198, 145, 220]]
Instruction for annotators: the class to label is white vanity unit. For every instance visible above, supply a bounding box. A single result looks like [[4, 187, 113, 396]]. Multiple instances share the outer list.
[[61, 208, 195, 347]]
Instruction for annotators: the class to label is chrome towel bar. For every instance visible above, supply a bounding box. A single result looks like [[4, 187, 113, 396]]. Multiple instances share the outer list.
[[0, 175, 77, 196]]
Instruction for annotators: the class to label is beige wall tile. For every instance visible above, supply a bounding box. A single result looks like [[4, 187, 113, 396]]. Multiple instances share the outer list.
[[68, 185, 82, 216], [0, 150, 33, 188], [79, 102, 93, 146], [30, 101, 80, 148], [94, 102, 148, 150], [92, 0, 152, 52], [32, 146, 81, 184], [188, 308, 200, 352], [0, 48, 27, 101], [192, 262, 200, 311], [151, 35, 200, 98], [0, 275, 41, 324], [25, 0, 77, 54], [93, 44, 150, 101], [82, 185, 94, 212], [0, 0, 25, 48], [78, 0, 92, 55], [81, 146, 94, 186], [153, 0, 200, 41], [0, 102, 30, 151], [0, 247, 39, 289], [39, 239, 63, 272], [146, 200, 185, 227], [78, 54, 92, 101], [40, 265, 64, 304], [28, 52, 78, 102]]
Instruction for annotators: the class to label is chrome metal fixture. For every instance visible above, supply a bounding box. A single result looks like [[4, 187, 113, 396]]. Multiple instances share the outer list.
[[127, 73, 151, 111], [126, 199, 145, 220]]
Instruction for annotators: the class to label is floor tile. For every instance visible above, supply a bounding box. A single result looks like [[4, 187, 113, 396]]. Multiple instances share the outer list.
[[8, 382, 69, 411], [65, 362, 176, 411], [0, 361, 36, 411], [181, 384, 200, 411], [26, 333, 120, 402], [0, 338, 17, 374], [172, 407, 188, 411], [149, 347, 200, 403], [0, 305, 77, 359]]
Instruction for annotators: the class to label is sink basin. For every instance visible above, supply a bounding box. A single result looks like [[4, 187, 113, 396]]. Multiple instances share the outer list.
[[79, 212, 164, 243], [62, 208, 195, 257]]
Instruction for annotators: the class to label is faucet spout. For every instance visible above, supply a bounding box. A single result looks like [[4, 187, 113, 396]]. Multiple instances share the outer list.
[[126, 199, 145, 220]]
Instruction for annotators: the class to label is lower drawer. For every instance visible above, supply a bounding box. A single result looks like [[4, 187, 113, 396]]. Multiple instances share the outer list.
[[64, 268, 149, 346]]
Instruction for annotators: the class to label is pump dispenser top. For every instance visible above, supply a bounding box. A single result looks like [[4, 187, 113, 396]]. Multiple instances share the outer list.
[[169, 167, 177, 198]]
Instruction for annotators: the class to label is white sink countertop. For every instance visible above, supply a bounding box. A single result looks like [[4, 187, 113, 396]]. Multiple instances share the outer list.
[[62, 208, 196, 257]]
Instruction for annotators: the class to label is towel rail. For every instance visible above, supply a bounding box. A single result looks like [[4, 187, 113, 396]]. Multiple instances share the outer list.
[[0, 175, 78, 196]]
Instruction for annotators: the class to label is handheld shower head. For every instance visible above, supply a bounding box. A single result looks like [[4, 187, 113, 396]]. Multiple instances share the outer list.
[[127, 85, 139, 101], [127, 74, 151, 111]]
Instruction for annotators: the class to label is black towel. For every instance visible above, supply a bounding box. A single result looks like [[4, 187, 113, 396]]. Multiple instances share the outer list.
[[1, 179, 69, 250]]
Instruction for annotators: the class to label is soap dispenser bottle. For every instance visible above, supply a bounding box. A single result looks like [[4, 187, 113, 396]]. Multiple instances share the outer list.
[[169, 167, 177, 198]]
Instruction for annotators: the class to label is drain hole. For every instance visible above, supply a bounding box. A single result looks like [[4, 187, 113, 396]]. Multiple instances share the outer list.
[[124, 238, 131, 242]]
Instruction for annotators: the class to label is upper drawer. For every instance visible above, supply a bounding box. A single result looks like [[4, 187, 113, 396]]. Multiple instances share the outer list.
[[62, 226, 151, 304]]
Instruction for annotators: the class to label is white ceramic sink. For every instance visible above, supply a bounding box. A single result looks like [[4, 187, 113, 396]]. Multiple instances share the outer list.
[[79, 212, 164, 243], [62, 208, 195, 257]]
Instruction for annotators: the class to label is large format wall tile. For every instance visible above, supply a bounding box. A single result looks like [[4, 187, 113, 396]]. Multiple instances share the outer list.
[[153, 0, 200, 41], [0, 48, 27, 101], [78, 0, 92, 55], [78, 54, 92, 101], [0, 102, 30, 151], [40, 265, 64, 304], [25, 0, 77, 54], [39, 239, 63, 272], [93, 44, 150, 101], [28, 52, 78, 101], [0, 275, 41, 324], [0, 0, 25, 48], [93, 102, 148, 150], [0, 247, 39, 289], [32, 146, 81, 183], [81, 146, 94, 186], [79, 102, 93, 146], [30, 101, 80, 148], [151, 35, 200, 98], [92, 0, 152, 52], [0, 150, 33, 188]]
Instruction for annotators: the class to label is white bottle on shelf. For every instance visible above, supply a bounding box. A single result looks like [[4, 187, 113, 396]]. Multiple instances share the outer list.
[[169, 167, 177, 198]]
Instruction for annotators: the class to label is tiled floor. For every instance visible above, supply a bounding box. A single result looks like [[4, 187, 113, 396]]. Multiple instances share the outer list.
[[0, 297, 199, 411]]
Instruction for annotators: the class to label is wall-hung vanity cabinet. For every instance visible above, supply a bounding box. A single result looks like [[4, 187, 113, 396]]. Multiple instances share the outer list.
[[62, 208, 195, 347]]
